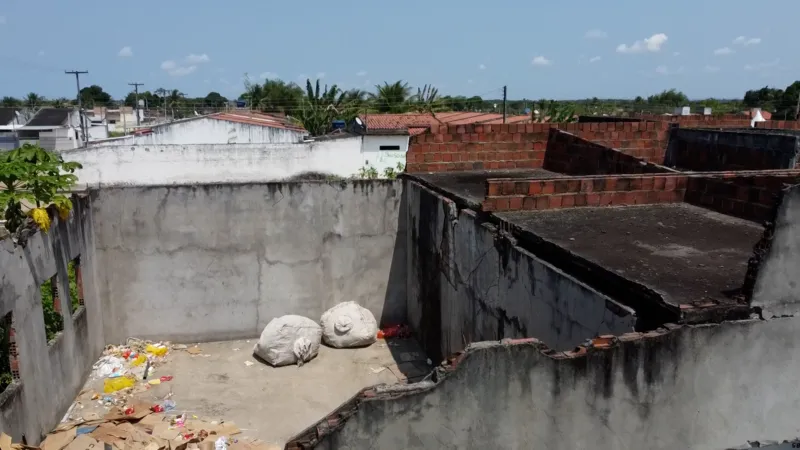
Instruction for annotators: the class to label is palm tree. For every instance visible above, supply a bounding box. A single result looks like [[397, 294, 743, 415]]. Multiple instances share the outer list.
[[1, 96, 21, 107], [295, 78, 349, 136], [411, 84, 442, 113], [370, 81, 411, 113], [51, 98, 71, 108], [25, 92, 44, 109]]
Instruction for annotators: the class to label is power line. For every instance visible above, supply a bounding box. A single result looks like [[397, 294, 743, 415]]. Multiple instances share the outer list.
[[65, 70, 88, 145], [128, 82, 144, 126]]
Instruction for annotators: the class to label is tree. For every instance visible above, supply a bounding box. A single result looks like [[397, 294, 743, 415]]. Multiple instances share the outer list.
[[51, 98, 72, 108], [79, 85, 112, 108], [0, 144, 82, 233], [743, 86, 783, 110], [646, 89, 689, 107], [294, 78, 360, 136], [774, 81, 800, 120], [370, 81, 411, 113], [242, 76, 304, 115], [204, 92, 227, 107], [410, 84, 444, 113], [1, 97, 21, 107], [25, 92, 44, 109]]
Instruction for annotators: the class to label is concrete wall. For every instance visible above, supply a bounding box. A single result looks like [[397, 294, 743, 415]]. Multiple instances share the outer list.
[[94, 117, 305, 145], [665, 128, 800, 171], [752, 184, 800, 316], [91, 181, 407, 344], [61, 137, 365, 186], [0, 197, 104, 444], [405, 179, 636, 361], [309, 317, 800, 450]]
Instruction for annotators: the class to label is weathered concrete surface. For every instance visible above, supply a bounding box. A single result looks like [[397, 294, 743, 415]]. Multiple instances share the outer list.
[[91, 181, 407, 344], [312, 317, 800, 450], [752, 184, 800, 316], [665, 128, 800, 171], [405, 179, 636, 361], [0, 196, 105, 444], [73, 338, 429, 447]]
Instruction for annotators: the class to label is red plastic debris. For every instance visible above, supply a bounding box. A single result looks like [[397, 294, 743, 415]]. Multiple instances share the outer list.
[[183, 433, 194, 440], [122, 349, 131, 359], [150, 404, 164, 413], [124, 407, 135, 415], [377, 324, 410, 339], [160, 376, 173, 382]]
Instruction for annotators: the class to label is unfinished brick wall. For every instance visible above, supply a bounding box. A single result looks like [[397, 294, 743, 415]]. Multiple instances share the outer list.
[[684, 171, 800, 223], [543, 129, 671, 175], [482, 174, 687, 212], [635, 114, 753, 128], [405, 122, 670, 173], [756, 120, 800, 130], [665, 128, 800, 172]]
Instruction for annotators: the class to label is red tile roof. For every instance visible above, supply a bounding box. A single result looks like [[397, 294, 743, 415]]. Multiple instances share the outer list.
[[208, 111, 307, 132], [359, 112, 532, 133]]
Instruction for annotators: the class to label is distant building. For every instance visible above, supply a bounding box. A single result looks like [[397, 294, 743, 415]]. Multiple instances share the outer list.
[[17, 108, 85, 150], [89, 111, 307, 146], [0, 107, 26, 137], [87, 106, 143, 134]]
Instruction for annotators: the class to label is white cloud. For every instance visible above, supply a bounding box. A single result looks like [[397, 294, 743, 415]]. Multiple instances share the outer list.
[[673, 51, 681, 56], [734, 36, 761, 46], [704, 65, 720, 73], [585, 29, 607, 39], [356, 70, 367, 76], [169, 66, 197, 76], [185, 53, 210, 64], [161, 60, 177, 70], [655, 65, 668, 75], [118, 46, 133, 57], [478, 64, 486, 70], [714, 47, 734, 55], [616, 33, 668, 54], [744, 37, 761, 45], [745, 59, 780, 71], [531, 56, 552, 66], [733, 36, 746, 44], [655, 65, 685, 76], [589, 56, 601, 63], [316, 72, 326, 79], [260, 72, 278, 79]]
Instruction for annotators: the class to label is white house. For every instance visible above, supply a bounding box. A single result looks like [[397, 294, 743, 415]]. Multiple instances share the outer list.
[[89, 111, 308, 146]]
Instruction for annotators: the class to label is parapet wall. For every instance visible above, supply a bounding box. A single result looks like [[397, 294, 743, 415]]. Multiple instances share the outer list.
[[91, 181, 407, 343], [665, 128, 800, 171], [406, 122, 670, 173], [405, 179, 635, 362], [0, 197, 104, 444], [294, 316, 800, 450]]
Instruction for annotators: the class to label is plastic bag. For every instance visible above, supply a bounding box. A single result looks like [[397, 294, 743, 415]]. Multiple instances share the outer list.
[[320, 302, 378, 348], [253, 315, 322, 367], [146, 344, 168, 356], [104, 376, 135, 393]]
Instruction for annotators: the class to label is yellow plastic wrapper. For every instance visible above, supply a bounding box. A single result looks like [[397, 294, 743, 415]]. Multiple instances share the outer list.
[[146, 344, 168, 356], [131, 354, 147, 366], [103, 376, 135, 393]]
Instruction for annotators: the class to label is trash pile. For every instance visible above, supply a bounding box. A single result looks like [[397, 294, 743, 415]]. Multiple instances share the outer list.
[[253, 301, 412, 367], [1, 400, 275, 450]]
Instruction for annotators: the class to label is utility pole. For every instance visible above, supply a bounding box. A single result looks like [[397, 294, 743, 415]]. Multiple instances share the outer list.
[[65, 70, 89, 145], [794, 91, 800, 121], [128, 82, 144, 126], [502, 86, 507, 124]]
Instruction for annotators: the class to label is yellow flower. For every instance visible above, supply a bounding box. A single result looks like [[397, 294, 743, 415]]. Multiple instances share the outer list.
[[57, 204, 71, 221], [29, 208, 51, 232]]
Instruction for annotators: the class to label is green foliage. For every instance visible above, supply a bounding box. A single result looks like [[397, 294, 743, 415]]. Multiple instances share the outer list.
[[25, 92, 44, 109], [533, 100, 577, 123], [646, 89, 689, 106], [0, 144, 83, 233], [203, 92, 228, 107], [2, 96, 21, 107], [79, 85, 112, 108], [294, 79, 360, 136], [370, 81, 412, 113], [411, 84, 443, 113], [39, 280, 63, 342], [382, 162, 406, 179], [355, 165, 379, 179]]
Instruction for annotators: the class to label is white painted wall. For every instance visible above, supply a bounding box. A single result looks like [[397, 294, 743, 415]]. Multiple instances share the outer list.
[[94, 117, 306, 146], [61, 137, 365, 187], [361, 135, 409, 173]]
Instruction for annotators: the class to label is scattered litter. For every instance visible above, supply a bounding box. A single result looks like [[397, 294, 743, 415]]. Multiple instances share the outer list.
[[148, 379, 161, 385], [159, 376, 173, 382], [187, 347, 203, 355], [377, 324, 411, 339], [103, 376, 135, 393], [163, 400, 176, 411], [172, 344, 188, 350], [320, 302, 378, 348], [131, 355, 147, 367], [215, 437, 228, 450], [369, 367, 386, 374], [90, 355, 126, 380], [232, 348, 240, 351], [244, 361, 254, 367], [75, 426, 97, 436], [145, 344, 168, 357]]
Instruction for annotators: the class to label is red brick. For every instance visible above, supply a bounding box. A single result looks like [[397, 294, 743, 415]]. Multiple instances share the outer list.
[[509, 197, 523, 210], [653, 177, 667, 190], [487, 182, 500, 197], [561, 194, 575, 207], [549, 195, 563, 208], [586, 193, 601, 206], [535, 196, 551, 210], [574, 194, 587, 206], [496, 198, 510, 211], [580, 179, 594, 193], [523, 197, 536, 210], [541, 182, 555, 194]]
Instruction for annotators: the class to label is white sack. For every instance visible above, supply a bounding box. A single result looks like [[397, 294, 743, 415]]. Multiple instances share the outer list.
[[253, 315, 322, 366], [320, 302, 378, 348]]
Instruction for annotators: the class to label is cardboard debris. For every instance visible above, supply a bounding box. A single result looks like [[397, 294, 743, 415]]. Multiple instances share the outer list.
[[64, 435, 98, 450], [40, 429, 76, 450], [186, 347, 202, 355], [0, 433, 12, 450]]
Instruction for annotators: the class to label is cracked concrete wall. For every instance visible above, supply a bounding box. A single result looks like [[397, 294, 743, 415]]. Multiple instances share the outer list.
[[405, 180, 636, 361], [316, 317, 800, 450], [90, 181, 407, 344], [0, 196, 105, 444], [752, 184, 800, 316]]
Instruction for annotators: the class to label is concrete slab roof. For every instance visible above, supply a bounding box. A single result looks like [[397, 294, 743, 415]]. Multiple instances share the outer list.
[[412, 169, 561, 205]]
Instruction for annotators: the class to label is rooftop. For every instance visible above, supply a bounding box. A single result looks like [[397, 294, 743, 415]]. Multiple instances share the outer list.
[[207, 111, 306, 132], [24, 108, 72, 127], [498, 203, 762, 310], [359, 112, 533, 136], [0, 107, 19, 125]]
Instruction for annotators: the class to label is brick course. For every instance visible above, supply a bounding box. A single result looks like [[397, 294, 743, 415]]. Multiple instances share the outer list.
[[406, 122, 670, 173], [684, 172, 800, 222], [666, 128, 799, 172], [543, 129, 671, 175]]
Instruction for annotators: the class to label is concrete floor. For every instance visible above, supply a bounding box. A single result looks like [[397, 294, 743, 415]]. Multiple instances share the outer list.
[[72, 338, 431, 447]]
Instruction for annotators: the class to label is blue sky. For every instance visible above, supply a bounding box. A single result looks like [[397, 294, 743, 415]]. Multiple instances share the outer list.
[[0, 0, 796, 101]]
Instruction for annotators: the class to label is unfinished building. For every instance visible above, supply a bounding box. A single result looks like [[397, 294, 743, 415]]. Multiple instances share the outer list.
[[2, 119, 800, 449]]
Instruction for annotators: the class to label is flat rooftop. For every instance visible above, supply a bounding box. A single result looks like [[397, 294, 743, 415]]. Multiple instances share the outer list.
[[498, 203, 763, 308], [414, 169, 560, 204], [72, 338, 431, 447]]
